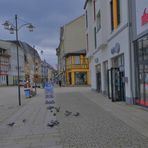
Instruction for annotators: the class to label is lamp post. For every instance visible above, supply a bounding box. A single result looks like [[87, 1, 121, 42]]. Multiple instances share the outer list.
[[2, 14, 35, 106], [33, 47, 37, 95]]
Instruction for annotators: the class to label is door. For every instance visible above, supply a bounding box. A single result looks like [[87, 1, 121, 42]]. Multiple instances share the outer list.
[[96, 72, 101, 92], [6, 75, 8, 86], [68, 72, 72, 85], [107, 68, 125, 102]]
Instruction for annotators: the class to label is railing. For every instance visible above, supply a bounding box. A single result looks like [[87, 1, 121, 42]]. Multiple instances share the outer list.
[[66, 64, 89, 70]]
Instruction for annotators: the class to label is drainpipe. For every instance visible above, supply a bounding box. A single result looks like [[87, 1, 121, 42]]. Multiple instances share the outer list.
[[127, 0, 134, 104]]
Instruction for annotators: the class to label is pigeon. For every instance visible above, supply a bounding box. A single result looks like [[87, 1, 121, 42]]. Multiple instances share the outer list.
[[55, 107, 60, 112], [47, 122, 54, 127], [45, 100, 49, 104], [7, 122, 15, 127], [48, 100, 55, 104], [22, 119, 26, 123], [51, 120, 60, 126], [53, 113, 56, 116], [64, 110, 72, 116], [53, 120, 59, 126], [73, 112, 80, 117], [47, 120, 59, 127]]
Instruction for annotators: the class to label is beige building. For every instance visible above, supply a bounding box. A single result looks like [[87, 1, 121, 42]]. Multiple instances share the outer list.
[[56, 15, 90, 85]]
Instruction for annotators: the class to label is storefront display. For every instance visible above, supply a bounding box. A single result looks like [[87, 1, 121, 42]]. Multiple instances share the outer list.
[[135, 34, 148, 107]]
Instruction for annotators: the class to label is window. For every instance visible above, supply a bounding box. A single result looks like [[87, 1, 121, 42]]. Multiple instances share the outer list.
[[110, 0, 121, 31], [117, 0, 120, 25], [97, 10, 101, 31], [86, 34, 89, 51], [86, 10, 88, 28], [75, 56, 80, 64], [75, 72, 87, 85], [110, 0, 114, 31], [93, 0, 96, 21], [94, 27, 97, 49]]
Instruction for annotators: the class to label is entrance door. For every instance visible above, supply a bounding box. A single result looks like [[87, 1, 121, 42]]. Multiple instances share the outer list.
[[96, 72, 101, 92], [107, 68, 125, 102], [6, 75, 8, 86]]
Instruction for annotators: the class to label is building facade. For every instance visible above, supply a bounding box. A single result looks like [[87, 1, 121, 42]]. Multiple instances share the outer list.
[[56, 15, 90, 86], [0, 40, 25, 85], [0, 40, 41, 86], [85, 0, 133, 103], [132, 0, 148, 107], [65, 50, 90, 85], [0, 47, 10, 85]]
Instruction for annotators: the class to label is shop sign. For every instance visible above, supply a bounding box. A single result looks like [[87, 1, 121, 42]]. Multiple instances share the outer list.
[[136, 0, 148, 35], [141, 8, 148, 26], [111, 43, 120, 54]]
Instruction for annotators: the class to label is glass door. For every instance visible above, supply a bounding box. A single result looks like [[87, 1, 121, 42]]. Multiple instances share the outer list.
[[107, 68, 125, 102]]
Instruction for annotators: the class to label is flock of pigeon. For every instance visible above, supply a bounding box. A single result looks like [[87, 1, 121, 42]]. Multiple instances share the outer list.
[[7, 118, 26, 127], [7, 88, 80, 128], [45, 98, 80, 128]]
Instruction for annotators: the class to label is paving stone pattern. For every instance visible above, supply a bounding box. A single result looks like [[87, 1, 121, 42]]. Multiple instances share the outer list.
[[56, 92, 148, 148], [0, 88, 62, 148]]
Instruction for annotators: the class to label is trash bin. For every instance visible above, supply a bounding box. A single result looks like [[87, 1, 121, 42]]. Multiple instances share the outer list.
[[24, 89, 30, 98]]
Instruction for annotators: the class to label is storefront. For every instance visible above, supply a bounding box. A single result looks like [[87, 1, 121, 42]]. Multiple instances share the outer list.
[[107, 54, 125, 102], [133, 0, 148, 107], [75, 72, 87, 85], [135, 35, 148, 106]]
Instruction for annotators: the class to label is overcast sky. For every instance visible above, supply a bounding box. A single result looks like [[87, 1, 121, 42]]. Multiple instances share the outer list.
[[0, 0, 85, 68]]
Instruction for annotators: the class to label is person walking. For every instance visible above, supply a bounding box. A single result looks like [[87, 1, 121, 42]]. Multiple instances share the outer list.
[[59, 80, 62, 87]]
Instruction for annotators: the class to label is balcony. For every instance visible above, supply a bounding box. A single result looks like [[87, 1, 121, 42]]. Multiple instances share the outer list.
[[66, 64, 89, 70]]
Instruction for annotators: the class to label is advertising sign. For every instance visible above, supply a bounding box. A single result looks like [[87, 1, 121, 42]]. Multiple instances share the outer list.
[[136, 0, 148, 35]]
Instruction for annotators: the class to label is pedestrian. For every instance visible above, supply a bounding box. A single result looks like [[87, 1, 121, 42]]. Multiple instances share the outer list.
[[59, 80, 62, 87]]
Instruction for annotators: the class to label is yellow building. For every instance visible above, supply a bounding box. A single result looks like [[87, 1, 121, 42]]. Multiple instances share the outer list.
[[56, 15, 91, 86], [64, 49, 90, 85]]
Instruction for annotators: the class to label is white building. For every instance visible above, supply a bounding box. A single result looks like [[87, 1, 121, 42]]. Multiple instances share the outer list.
[[0, 40, 25, 85], [131, 0, 148, 107], [84, 0, 133, 103]]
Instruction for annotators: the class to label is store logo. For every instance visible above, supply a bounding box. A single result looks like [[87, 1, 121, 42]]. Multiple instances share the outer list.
[[141, 8, 148, 26], [95, 58, 99, 63], [111, 43, 120, 54]]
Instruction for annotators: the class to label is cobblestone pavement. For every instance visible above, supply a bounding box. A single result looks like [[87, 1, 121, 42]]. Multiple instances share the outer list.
[[0, 87, 62, 148], [0, 87, 30, 123], [55, 87, 148, 148]]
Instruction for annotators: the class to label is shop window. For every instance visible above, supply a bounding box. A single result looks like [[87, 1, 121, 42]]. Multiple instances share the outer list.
[[75, 72, 87, 85], [135, 36, 148, 107]]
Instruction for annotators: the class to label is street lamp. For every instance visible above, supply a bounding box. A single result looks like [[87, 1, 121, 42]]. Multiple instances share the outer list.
[[2, 14, 35, 106]]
